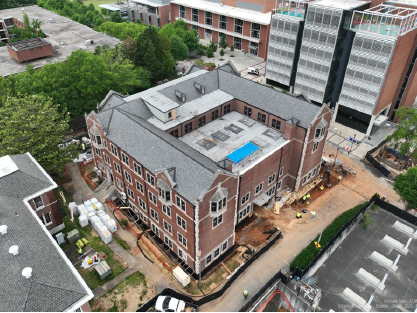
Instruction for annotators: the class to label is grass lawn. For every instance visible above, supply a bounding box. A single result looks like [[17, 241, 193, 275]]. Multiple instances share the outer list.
[[82, 0, 115, 11], [53, 186, 127, 290]]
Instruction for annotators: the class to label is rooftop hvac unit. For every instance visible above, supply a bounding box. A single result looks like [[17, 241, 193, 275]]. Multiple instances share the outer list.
[[85, 39, 94, 46]]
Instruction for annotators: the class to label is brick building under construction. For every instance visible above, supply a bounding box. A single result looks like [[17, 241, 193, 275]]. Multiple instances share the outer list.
[[86, 63, 332, 275]]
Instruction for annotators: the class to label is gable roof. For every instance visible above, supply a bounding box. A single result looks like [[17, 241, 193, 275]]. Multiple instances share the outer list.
[[0, 153, 93, 312], [218, 61, 241, 76]]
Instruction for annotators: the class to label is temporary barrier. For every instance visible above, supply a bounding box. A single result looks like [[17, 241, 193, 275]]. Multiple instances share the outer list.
[[365, 139, 391, 177]]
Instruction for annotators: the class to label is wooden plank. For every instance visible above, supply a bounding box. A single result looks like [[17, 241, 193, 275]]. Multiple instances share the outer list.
[[222, 262, 232, 274]]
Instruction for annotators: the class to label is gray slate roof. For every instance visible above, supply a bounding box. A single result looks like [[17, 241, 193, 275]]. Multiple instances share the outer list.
[[106, 109, 220, 202], [0, 154, 90, 312]]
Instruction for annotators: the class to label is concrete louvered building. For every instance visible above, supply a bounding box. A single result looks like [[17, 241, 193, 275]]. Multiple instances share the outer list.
[[86, 63, 332, 276], [266, 0, 417, 136], [0, 153, 93, 312]]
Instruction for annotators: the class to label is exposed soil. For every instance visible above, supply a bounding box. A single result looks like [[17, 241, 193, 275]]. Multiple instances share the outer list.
[[91, 277, 155, 312]]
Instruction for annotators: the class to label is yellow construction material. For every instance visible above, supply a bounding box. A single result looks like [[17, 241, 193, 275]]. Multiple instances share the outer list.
[[274, 202, 280, 215]]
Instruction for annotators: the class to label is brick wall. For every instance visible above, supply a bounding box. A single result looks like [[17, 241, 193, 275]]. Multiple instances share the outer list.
[[158, 5, 170, 26]]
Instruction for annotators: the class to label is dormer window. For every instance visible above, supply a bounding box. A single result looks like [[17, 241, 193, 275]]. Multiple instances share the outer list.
[[175, 90, 186, 102], [157, 179, 172, 203], [90, 125, 103, 149], [314, 119, 328, 140], [210, 187, 228, 215], [194, 82, 205, 94]]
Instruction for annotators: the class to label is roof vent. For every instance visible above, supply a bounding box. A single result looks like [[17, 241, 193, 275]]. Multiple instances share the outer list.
[[9, 245, 19, 256], [175, 90, 186, 102], [22, 267, 32, 279], [0, 225, 7, 235], [85, 39, 94, 46]]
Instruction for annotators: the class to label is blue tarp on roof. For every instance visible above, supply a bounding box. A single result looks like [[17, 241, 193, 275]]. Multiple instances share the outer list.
[[226, 142, 259, 163]]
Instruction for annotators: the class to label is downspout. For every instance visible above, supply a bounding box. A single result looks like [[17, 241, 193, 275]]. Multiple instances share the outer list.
[[117, 147, 129, 207], [274, 147, 284, 201], [295, 128, 311, 191]]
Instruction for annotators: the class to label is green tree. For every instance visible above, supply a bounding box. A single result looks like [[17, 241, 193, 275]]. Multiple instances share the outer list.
[[0, 0, 36, 10], [101, 8, 108, 16], [182, 29, 200, 53], [394, 167, 417, 210], [219, 48, 224, 58], [196, 46, 205, 58], [170, 35, 188, 61], [230, 45, 234, 52], [0, 95, 78, 174], [9, 12, 46, 42], [208, 40, 218, 52], [109, 11, 123, 23], [387, 107, 417, 161], [219, 34, 228, 49], [206, 48, 214, 58], [99, 21, 147, 40]]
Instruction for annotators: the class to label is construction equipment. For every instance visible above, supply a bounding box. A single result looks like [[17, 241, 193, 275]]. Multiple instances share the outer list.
[[286, 175, 323, 206]]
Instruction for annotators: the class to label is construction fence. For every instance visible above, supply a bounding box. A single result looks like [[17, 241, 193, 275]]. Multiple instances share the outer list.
[[365, 139, 392, 178], [374, 197, 417, 226], [137, 232, 285, 311], [291, 195, 377, 279]]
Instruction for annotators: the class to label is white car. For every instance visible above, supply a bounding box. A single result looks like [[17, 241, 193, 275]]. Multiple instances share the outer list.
[[155, 296, 186, 312]]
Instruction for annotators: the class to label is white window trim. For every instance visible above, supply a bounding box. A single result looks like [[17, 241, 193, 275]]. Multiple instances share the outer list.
[[116, 178, 123, 190], [33, 196, 45, 211], [222, 239, 228, 252], [134, 162, 142, 177], [164, 235, 173, 250], [255, 182, 263, 195], [178, 247, 187, 262], [103, 153, 110, 165], [146, 172, 156, 188], [162, 205, 172, 218], [121, 152, 130, 166], [176, 195, 186, 212], [41, 212, 53, 226], [148, 190, 157, 205], [212, 214, 223, 229], [150, 209, 159, 223], [113, 161, 121, 174], [124, 170, 132, 184], [177, 214, 187, 232], [103, 139, 107, 149], [279, 167, 284, 177], [302, 165, 319, 186], [163, 219, 173, 235], [127, 187, 135, 200], [151, 223, 160, 237], [110, 143, 118, 157], [312, 142, 319, 153], [238, 205, 251, 221], [268, 173, 276, 185], [138, 197, 147, 212], [135, 180, 144, 194], [178, 232, 188, 249], [241, 192, 250, 205]]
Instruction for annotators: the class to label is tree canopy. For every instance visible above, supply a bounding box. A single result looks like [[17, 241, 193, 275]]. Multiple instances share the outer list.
[[0, 0, 36, 10], [0, 49, 150, 117], [387, 107, 417, 159], [109, 11, 123, 23], [394, 167, 417, 210], [0, 94, 78, 174], [99, 21, 147, 41], [170, 35, 188, 61], [9, 12, 46, 42]]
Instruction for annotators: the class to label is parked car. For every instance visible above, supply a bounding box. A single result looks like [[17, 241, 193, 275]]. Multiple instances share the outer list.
[[247, 67, 259, 75], [155, 296, 185, 312]]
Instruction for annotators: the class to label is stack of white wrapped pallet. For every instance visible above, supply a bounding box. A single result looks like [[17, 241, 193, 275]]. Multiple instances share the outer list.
[[99, 213, 117, 233], [91, 219, 112, 244], [77, 204, 89, 227]]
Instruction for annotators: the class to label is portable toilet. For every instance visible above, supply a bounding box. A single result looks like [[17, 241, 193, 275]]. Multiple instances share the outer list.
[[173, 266, 191, 287], [95, 260, 112, 280]]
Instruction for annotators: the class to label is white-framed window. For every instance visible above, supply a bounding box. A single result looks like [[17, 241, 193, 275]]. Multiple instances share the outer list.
[[178, 233, 187, 248], [266, 186, 276, 197], [164, 235, 173, 249], [164, 220, 172, 234], [241, 192, 250, 205], [104, 153, 110, 165], [302, 167, 318, 185], [176, 196, 186, 212], [158, 187, 171, 202], [162, 205, 171, 218], [136, 181, 144, 194], [111, 144, 118, 157], [121, 153, 129, 166], [315, 126, 326, 138], [192, 8, 198, 22], [127, 187, 134, 199], [214, 247, 220, 259], [313, 142, 319, 152], [222, 240, 228, 252], [211, 197, 226, 213], [95, 147, 101, 157], [140, 212, 147, 223], [178, 248, 187, 262], [234, 37, 242, 50], [219, 15, 227, 29], [40, 212, 52, 226], [103, 139, 107, 148], [148, 191, 157, 205], [128, 202, 137, 212], [146, 173, 155, 186], [238, 205, 250, 220], [234, 18, 243, 34], [124, 171, 132, 184], [279, 167, 284, 177], [116, 178, 123, 190], [206, 254, 212, 265], [33, 196, 44, 209], [205, 11, 212, 26], [134, 162, 142, 176], [277, 180, 282, 190], [114, 162, 121, 174], [268, 173, 276, 184], [138, 197, 146, 211], [179, 5, 186, 19], [152, 223, 160, 237], [150, 209, 159, 222], [212, 214, 223, 228], [255, 183, 263, 195], [177, 215, 186, 231]]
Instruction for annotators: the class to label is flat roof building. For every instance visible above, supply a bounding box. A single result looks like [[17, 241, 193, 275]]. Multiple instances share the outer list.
[[266, 0, 417, 136], [86, 62, 332, 276], [170, 0, 272, 59], [0, 5, 121, 77]]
